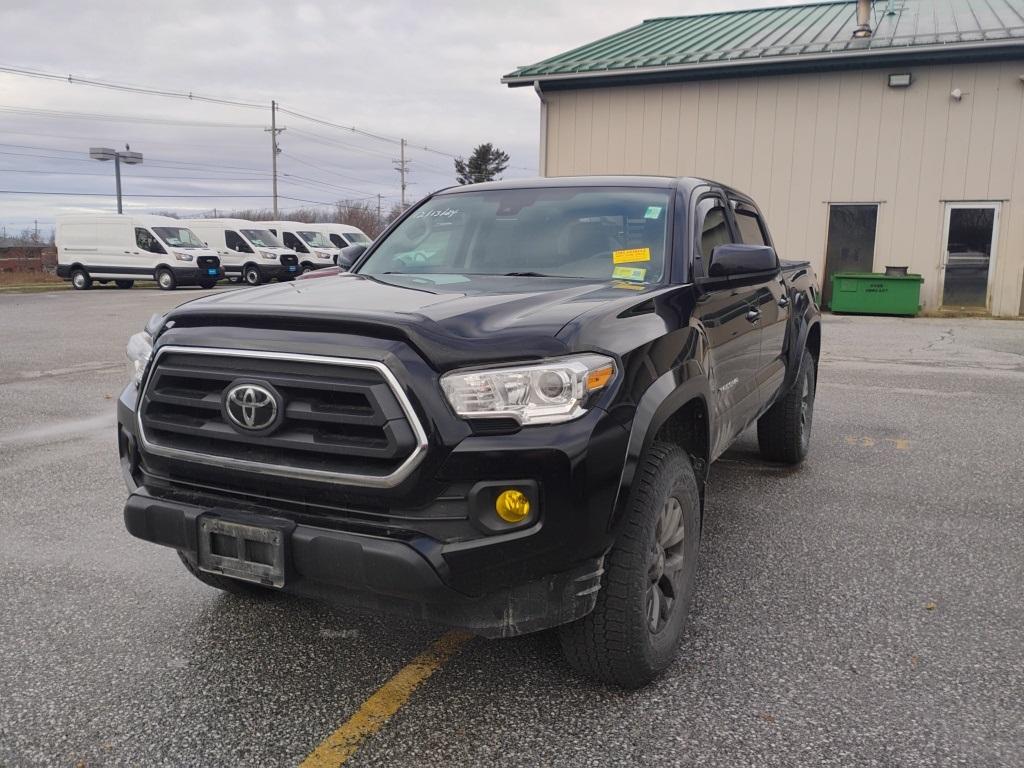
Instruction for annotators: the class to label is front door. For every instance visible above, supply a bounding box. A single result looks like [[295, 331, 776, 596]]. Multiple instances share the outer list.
[[822, 204, 878, 308], [692, 194, 762, 455], [940, 203, 1000, 310]]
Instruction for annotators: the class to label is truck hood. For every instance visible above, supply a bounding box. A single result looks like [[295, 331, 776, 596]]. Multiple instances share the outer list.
[[166, 271, 662, 369]]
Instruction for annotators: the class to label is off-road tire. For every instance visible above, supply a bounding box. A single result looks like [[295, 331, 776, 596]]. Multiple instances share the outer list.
[[71, 269, 92, 290], [757, 349, 816, 465], [115, 280, 134, 289], [156, 269, 177, 291], [177, 551, 271, 597], [558, 442, 700, 688]]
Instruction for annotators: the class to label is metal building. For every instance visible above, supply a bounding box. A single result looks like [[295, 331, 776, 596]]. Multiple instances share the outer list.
[[504, 0, 1024, 316]]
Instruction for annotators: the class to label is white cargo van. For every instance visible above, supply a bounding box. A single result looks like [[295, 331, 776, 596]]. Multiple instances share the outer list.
[[55, 214, 223, 290], [183, 219, 300, 285], [263, 221, 342, 273], [300, 223, 372, 251]]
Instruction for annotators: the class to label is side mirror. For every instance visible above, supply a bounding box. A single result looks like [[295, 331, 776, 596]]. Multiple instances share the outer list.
[[337, 244, 366, 270], [706, 244, 777, 279]]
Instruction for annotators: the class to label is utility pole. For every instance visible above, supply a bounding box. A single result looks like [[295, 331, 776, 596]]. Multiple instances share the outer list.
[[33, 219, 38, 242], [393, 138, 409, 209], [376, 193, 382, 226], [266, 100, 285, 217]]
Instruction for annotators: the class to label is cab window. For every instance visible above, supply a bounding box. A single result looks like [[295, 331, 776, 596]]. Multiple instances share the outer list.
[[135, 228, 165, 254], [225, 231, 252, 253], [283, 232, 308, 253], [731, 202, 769, 246], [696, 199, 733, 259]]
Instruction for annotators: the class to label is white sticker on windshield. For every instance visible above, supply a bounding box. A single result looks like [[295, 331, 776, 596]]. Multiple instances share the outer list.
[[412, 208, 460, 219], [644, 206, 663, 220]]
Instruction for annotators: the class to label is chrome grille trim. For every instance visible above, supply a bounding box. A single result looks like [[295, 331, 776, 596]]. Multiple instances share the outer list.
[[136, 345, 429, 488]]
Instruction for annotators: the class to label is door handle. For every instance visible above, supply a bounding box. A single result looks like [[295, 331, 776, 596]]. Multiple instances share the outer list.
[[746, 309, 761, 323], [778, 296, 790, 308]]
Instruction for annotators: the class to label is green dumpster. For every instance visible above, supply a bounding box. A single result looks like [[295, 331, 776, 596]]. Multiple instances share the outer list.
[[829, 272, 924, 316]]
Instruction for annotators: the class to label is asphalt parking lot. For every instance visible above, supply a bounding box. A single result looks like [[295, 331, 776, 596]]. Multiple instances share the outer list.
[[1, 287, 1022, 767]]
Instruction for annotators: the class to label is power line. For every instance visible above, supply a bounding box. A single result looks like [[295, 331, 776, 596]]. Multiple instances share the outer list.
[[0, 104, 260, 129]]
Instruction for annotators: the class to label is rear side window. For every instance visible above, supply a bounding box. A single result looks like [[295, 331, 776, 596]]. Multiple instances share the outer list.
[[732, 203, 768, 246]]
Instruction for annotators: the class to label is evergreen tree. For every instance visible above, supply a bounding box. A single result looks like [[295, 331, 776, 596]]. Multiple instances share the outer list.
[[454, 143, 510, 185]]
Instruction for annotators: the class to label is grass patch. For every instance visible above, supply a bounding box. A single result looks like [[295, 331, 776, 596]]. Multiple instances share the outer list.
[[0, 270, 63, 287]]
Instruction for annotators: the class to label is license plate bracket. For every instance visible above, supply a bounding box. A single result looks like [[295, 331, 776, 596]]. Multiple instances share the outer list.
[[197, 514, 290, 588]]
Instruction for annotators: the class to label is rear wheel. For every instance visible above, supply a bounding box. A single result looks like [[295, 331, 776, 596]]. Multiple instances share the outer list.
[[115, 280, 134, 289], [757, 348, 816, 465], [243, 265, 262, 286], [558, 442, 700, 688], [71, 269, 92, 290], [177, 551, 271, 597], [156, 268, 177, 291]]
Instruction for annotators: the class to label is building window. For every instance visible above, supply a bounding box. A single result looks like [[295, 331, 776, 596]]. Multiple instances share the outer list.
[[823, 204, 878, 308]]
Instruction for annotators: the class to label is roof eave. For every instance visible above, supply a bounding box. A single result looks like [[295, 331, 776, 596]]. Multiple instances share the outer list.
[[502, 39, 1024, 88]]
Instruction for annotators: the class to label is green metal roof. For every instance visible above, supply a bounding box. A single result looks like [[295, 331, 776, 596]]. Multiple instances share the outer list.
[[503, 0, 1024, 86]]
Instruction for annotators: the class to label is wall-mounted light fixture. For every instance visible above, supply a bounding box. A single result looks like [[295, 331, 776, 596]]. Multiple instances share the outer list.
[[950, 88, 964, 101], [887, 73, 912, 88]]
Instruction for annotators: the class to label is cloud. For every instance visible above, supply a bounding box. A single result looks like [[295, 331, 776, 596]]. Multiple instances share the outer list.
[[1, 0, 806, 231]]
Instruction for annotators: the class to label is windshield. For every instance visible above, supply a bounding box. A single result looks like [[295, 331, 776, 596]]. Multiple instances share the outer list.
[[240, 229, 282, 248], [345, 231, 371, 244], [298, 230, 334, 248], [153, 226, 205, 248], [358, 187, 670, 282]]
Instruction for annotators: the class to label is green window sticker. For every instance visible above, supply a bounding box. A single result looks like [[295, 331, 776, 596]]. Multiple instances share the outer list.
[[644, 206, 663, 220]]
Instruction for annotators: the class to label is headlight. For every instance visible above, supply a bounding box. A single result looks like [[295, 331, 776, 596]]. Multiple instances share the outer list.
[[316, 251, 331, 259], [174, 252, 193, 262], [259, 250, 278, 260], [125, 314, 161, 387], [440, 354, 616, 425]]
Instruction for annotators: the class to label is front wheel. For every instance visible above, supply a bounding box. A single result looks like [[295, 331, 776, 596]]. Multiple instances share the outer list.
[[156, 268, 177, 291], [71, 269, 92, 290], [115, 280, 134, 289], [757, 348, 816, 465], [558, 442, 700, 688], [198, 279, 217, 289], [243, 265, 263, 286]]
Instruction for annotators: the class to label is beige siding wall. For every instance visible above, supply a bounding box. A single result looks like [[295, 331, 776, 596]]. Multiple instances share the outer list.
[[542, 61, 1024, 317]]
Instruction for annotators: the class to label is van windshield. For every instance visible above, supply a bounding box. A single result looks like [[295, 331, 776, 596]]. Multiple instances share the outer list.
[[240, 229, 282, 247], [298, 231, 333, 248], [153, 227, 205, 248], [345, 231, 371, 244], [358, 187, 670, 282]]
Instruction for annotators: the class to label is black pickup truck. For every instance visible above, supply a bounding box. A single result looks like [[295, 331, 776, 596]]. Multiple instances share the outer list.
[[119, 176, 820, 688]]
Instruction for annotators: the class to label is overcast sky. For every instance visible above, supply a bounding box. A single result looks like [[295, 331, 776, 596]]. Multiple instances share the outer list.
[[1, 0, 808, 234]]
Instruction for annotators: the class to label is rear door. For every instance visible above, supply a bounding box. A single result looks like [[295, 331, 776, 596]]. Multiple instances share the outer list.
[[729, 199, 789, 407], [691, 191, 762, 452]]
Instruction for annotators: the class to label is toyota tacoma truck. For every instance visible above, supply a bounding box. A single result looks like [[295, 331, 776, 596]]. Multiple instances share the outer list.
[[119, 176, 821, 688]]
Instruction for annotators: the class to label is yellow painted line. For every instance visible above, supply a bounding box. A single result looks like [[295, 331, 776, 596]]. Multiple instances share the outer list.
[[299, 630, 473, 768]]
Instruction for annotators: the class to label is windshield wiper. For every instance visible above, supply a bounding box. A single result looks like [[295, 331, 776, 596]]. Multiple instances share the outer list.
[[502, 271, 551, 277]]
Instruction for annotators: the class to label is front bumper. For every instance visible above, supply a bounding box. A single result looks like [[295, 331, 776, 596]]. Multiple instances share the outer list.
[[173, 265, 223, 284], [124, 490, 604, 637]]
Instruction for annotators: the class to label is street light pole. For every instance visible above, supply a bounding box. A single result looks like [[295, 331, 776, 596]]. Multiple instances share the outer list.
[[90, 146, 143, 213]]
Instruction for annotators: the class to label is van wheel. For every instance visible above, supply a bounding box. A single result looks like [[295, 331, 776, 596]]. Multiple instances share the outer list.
[[300, 262, 314, 274], [177, 551, 271, 597], [115, 280, 134, 289], [156, 269, 177, 291], [198, 280, 217, 289], [243, 265, 262, 285], [757, 349, 816, 465], [558, 442, 700, 688], [71, 269, 92, 290]]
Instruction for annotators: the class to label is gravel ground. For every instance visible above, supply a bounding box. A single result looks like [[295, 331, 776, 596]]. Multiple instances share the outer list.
[[1, 289, 1022, 767]]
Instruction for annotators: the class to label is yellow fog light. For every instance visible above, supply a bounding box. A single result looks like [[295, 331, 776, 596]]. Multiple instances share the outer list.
[[495, 489, 531, 523]]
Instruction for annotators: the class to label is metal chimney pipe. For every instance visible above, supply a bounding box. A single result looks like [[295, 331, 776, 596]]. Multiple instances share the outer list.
[[853, 0, 872, 38]]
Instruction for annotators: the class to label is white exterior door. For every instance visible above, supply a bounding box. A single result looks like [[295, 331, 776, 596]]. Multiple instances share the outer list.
[[939, 203, 1000, 310]]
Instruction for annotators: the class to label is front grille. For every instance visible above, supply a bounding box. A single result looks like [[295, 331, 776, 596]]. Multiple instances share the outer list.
[[280, 253, 298, 267], [197, 255, 219, 268], [138, 347, 427, 487]]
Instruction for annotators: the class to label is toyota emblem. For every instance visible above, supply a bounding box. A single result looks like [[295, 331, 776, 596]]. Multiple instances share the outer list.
[[224, 382, 279, 432]]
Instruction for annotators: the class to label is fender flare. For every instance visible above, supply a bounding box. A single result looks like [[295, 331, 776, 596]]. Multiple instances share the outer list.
[[780, 314, 821, 395], [608, 360, 712, 530]]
